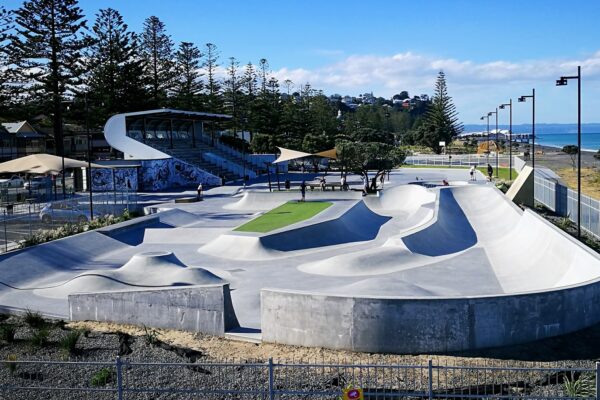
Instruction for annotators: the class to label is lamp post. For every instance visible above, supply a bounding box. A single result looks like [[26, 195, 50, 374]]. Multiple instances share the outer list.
[[480, 114, 490, 164], [499, 99, 513, 180], [556, 66, 582, 239], [481, 113, 492, 164], [488, 109, 498, 178], [518, 89, 536, 170], [84, 93, 94, 219]]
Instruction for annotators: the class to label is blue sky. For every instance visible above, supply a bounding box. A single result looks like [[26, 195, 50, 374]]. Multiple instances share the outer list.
[[5, 0, 600, 124]]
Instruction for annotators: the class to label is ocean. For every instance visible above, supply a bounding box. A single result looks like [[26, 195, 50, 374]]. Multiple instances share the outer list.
[[534, 132, 600, 152]]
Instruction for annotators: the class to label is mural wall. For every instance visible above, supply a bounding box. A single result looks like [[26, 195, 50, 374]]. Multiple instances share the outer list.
[[91, 159, 220, 192], [139, 159, 221, 191], [91, 168, 138, 191]]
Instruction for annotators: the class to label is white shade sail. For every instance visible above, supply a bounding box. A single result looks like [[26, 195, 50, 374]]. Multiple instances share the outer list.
[[272, 147, 313, 164], [0, 154, 109, 175]]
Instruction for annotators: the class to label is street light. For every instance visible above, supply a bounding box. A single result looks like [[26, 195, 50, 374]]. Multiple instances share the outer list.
[[499, 100, 513, 180], [556, 66, 582, 238], [488, 109, 498, 178], [518, 89, 536, 170], [480, 114, 490, 164]]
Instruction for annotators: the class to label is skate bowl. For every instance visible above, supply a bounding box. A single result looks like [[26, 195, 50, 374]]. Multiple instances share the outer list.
[[262, 185, 600, 353]]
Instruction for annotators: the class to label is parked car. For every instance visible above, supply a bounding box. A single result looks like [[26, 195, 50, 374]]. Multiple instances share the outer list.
[[0, 175, 24, 188], [24, 176, 51, 190], [39, 201, 93, 224]]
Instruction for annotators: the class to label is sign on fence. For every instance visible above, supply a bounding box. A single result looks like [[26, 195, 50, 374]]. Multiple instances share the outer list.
[[343, 387, 364, 400]]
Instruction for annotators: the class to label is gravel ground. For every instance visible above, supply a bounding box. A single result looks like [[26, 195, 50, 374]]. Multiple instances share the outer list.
[[0, 315, 596, 399]]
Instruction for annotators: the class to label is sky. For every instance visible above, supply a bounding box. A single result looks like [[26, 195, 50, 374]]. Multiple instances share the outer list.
[[4, 0, 600, 125]]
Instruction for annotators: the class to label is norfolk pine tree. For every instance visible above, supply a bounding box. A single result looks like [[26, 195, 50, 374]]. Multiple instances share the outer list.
[[418, 71, 463, 153], [11, 0, 91, 194], [141, 16, 174, 107]]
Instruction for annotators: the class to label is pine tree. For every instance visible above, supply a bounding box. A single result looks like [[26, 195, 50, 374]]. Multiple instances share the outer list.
[[11, 0, 91, 173], [173, 41, 202, 110], [0, 6, 14, 110], [141, 16, 174, 107], [202, 43, 221, 113], [418, 71, 463, 153], [86, 8, 147, 121], [223, 57, 242, 136]]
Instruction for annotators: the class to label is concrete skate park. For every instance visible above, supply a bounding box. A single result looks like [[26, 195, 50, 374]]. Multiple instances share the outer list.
[[2, 167, 600, 354]]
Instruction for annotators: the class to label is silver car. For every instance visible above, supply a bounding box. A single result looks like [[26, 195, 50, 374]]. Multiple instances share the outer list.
[[40, 201, 92, 224]]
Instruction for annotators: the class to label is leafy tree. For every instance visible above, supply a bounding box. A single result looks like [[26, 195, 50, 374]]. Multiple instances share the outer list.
[[416, 71, 462, 153], [11, 0, 91, 192], [173, 41, 202, 109], [141, 16, 174, 107], [562, 145, 578, 170], [86, 8, 147, 122], [336, 141, 406, 190]]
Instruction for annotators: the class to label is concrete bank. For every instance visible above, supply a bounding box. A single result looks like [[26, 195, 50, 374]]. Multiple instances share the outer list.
[[261, 283, 600, 353], [70, 284, 239, 335]]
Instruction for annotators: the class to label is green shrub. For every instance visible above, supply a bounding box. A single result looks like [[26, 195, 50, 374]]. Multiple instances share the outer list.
[[24, 310, 46, 330], [142, 325, 159, 345], [91, 368, 113, 387], [20, 209, 136, 249], [5, 354, 17, 375], [29, 327, 50, 347], [0, 324, 16, 342], [563, 372, 595, 398], [60, 330, 81, 354]]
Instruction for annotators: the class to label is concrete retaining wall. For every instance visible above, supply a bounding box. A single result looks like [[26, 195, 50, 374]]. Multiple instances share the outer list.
[[261, 283, 600, 354], [70, 284, 239, 335]]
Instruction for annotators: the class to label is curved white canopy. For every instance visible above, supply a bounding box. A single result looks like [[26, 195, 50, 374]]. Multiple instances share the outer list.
[[272, 147, 312, 164], [0, 154, 109, 175]]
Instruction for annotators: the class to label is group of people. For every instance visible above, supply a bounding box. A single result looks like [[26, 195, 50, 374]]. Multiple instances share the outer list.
[[469, 164, 494, 181]]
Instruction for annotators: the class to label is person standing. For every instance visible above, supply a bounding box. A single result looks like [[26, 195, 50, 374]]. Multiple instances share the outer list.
[[340, 175, 347, 191], [300, 180, 306, 202], [487, 164, 493, 181], [469, 165, 476, 181], [320, 176, 326, 191]]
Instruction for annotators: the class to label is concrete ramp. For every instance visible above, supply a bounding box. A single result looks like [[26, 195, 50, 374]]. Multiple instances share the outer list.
[[364, 184, 436, 217], [506, 165, 534, 207], [35, 251, 225, 299], [224, 190, 360, 211], [261, 201, 390, 251], [402, 189, 477, 256]]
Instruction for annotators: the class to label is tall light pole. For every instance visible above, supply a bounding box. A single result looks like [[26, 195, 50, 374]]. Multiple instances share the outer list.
[[518, 89, 536, 170], [499, 99, 513, 180], [480, 114, 490, 164], [84, 93, 94, 218], [556, 66, 582, 239], [488, 109, 498, 178]]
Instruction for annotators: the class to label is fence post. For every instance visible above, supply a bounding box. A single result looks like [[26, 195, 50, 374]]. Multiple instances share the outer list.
[[268, 357, 275, 400], [3, 210, 7, 253], [116, 356, 123, 400], [596, 362, 600, 400], [428, 359, 433, 400]]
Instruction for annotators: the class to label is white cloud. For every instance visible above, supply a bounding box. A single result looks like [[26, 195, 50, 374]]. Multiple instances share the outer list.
[[271, 50, 600, 123]]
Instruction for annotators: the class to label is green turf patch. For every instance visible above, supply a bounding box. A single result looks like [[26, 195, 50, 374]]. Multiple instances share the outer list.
[[234, 201, 333, 233]]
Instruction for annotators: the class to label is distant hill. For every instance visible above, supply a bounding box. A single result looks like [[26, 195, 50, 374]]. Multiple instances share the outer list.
[[462, 123, 600, 134]]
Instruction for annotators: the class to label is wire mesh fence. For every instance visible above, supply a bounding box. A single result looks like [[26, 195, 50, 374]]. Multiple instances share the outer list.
[[0, 190, 138, 253], [0, 358, 597, 399]]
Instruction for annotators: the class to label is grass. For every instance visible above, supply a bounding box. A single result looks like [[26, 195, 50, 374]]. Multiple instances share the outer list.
[[402, 165, 518, 180], [558, 167, 600, 198], [234, 201, 332, 233]]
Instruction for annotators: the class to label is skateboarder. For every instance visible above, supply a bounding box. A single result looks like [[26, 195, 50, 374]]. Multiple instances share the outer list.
[[487, 164, 493, 181], [469, 165, 476, 181]]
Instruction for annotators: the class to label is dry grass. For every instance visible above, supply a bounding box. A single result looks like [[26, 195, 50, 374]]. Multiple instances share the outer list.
[[557, 167, 600, 198]]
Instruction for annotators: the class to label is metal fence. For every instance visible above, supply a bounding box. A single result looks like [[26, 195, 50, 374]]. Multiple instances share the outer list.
[[0, 190, 138, 253], [534, 171, 600, 239], [406, 154, 515, 168], [0, 358, 597, 399]]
